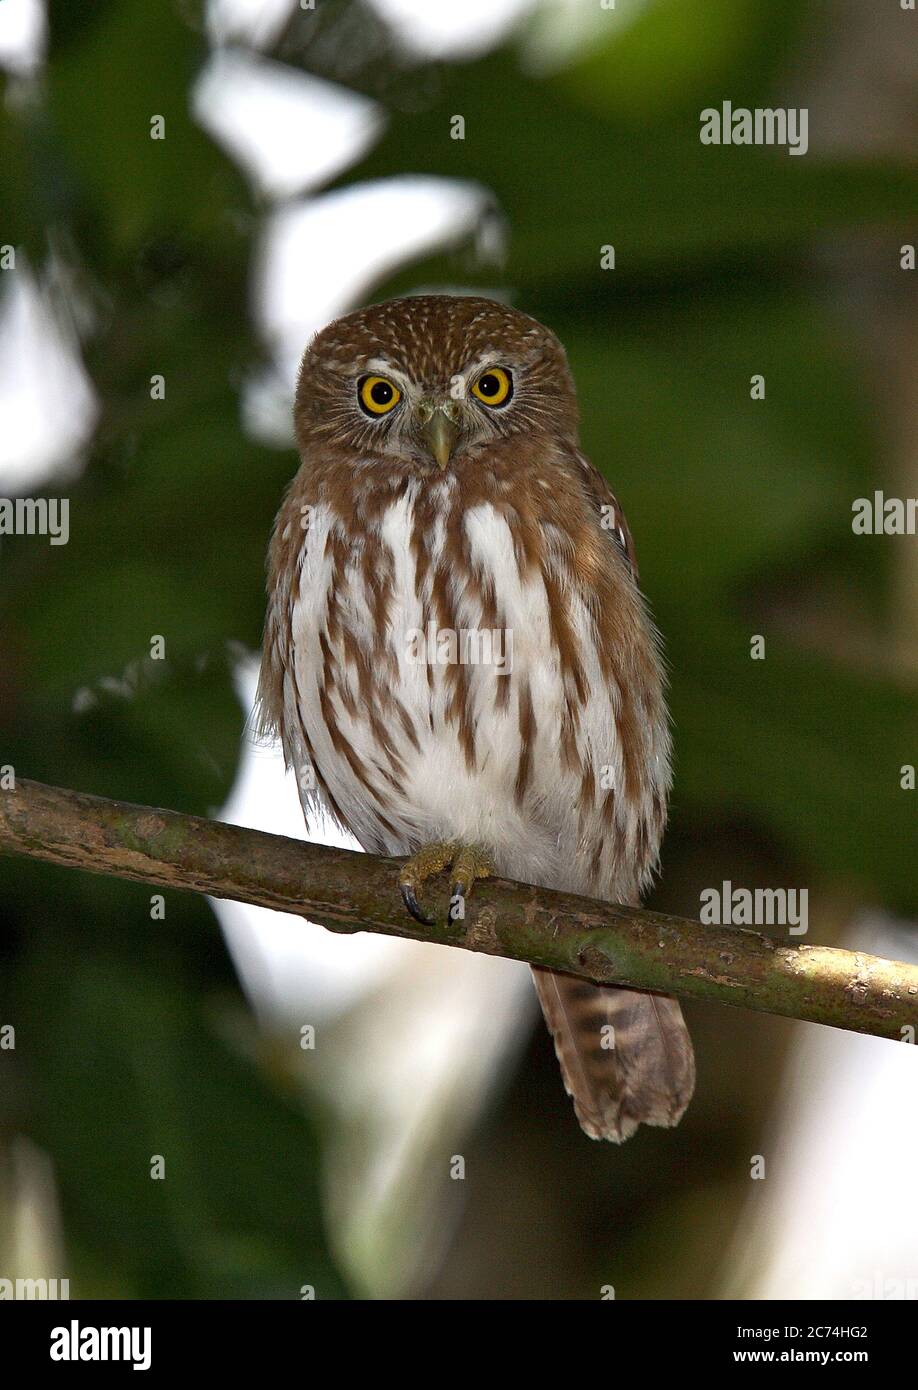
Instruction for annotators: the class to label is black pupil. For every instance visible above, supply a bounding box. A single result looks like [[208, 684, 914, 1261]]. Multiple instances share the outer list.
[[478, 374, 501, 396], [370, 380, 393, 406]]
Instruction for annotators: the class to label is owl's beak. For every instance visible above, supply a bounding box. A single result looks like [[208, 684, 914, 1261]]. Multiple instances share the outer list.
[[418, 403, 461, 469]]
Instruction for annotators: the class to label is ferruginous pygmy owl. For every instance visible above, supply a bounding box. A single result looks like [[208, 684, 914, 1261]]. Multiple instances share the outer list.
[[258, 294, 695, 1141]]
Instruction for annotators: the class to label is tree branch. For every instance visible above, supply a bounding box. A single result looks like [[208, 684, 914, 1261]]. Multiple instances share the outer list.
[[0, 778, 915, 1041]]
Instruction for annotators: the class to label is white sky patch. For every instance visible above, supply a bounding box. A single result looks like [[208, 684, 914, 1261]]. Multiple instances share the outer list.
[[322, 938, 533, 1295], [192, 48, 383, 202], [0, 263, 97, 493], [0, 0, 46, 75], [244, 175, 500, 443], [367, 0, 535, 59], [722, 912, 918, 1300]]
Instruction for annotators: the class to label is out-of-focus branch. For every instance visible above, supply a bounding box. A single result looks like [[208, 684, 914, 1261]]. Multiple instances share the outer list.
[[0, 778, 915, 1041]]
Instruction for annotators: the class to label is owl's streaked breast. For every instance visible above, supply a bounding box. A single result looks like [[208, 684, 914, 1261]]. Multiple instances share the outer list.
[[275, 481, 669, 903]]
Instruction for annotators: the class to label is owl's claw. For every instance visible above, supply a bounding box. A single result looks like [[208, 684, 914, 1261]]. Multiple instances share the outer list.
[[398, 842, 493, 927], [400, 882, 435, 927]]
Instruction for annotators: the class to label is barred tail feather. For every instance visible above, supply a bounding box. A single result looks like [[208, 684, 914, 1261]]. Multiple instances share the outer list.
[[532, 968, 695, 1142]]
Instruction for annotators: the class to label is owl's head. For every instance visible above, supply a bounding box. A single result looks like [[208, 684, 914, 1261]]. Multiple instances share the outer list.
[[294, 294, 578, 471]]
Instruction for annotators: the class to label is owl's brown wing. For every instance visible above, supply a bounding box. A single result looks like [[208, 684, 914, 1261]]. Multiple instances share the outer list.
[[532, 449, 695, 1141], [573, 449, 640, 579]]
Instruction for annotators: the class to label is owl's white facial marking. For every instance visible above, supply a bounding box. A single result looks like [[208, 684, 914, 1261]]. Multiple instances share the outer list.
[[449, 349, 502, 401]]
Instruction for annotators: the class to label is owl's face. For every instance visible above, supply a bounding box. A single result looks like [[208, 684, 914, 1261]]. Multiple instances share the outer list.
[[294, 295, 579, 473]]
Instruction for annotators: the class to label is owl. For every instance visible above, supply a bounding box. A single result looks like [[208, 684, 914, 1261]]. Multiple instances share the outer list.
[[258, 294, 695, 1141]]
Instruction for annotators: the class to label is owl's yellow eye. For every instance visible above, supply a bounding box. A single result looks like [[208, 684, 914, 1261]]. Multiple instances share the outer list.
[[471, 367, 512, 408], [358, 375, 401, 416]]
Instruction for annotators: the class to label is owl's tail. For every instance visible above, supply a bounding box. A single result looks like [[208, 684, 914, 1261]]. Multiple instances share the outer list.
[[531, 968, 695, 1142]]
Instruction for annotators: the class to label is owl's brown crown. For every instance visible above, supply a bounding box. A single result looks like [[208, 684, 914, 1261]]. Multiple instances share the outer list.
[[306, 293, 570, 388]]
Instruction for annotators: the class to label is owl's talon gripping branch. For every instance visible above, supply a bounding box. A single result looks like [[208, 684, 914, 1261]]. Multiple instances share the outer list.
[[398, 842, 493, 927], [398, 841, 454, 925], [448, 844, 493, 925]]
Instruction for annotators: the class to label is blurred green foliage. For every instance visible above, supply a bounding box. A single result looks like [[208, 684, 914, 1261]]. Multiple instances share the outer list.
[[0, 0, 915, 1299]]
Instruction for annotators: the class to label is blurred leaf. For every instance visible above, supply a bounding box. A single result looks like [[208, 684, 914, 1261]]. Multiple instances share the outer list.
[[667, 607, 917, 911], [554, 283, 874, 597], [553, 0, 807, 122], [45, 0, 249, 255]]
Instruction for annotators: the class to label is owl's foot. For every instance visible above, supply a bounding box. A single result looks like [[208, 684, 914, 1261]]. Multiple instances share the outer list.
[[448, 844, 494, 925], [398, 842, 493, 927]]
